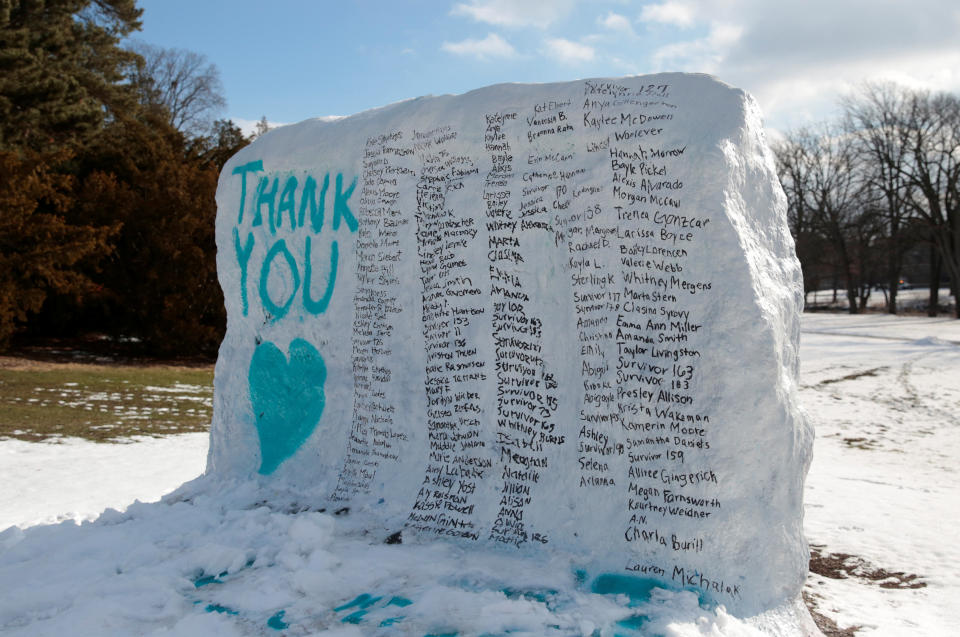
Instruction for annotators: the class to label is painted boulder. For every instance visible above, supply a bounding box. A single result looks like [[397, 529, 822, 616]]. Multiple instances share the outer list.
[[210, 73, 813, 623]]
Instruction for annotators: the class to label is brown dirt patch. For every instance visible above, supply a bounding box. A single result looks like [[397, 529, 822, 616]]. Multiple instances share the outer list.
[[809, 545, 926, 589]]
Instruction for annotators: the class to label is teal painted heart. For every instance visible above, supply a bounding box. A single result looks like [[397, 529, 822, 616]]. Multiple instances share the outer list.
[[248, 338, 327, 474]]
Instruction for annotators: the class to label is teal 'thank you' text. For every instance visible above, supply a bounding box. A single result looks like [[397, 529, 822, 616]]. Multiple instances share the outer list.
[[231, 160, 358, 320]]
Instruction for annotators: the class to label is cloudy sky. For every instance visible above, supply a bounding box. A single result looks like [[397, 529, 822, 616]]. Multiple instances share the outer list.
[[136, 0, 960, 133]]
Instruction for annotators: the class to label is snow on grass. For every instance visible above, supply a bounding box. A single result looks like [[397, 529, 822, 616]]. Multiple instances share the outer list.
[[0, 313, 957, 635], [0, 434, 208, 530], [800, 313, 960, 636], [0, 365, 213, 442]]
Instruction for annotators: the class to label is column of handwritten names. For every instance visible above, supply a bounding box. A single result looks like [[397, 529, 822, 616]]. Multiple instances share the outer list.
[[580, 79, 721, 559], [406, 127, 488, 540], [331, 131, 408, 501], [553, 89, 621, 493], [485, 107, 564, 548]]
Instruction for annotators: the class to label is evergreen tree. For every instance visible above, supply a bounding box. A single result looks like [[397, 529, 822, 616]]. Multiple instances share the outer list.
[[0, 0, 142, 152], [200, 119, 249, 171], [0, 150, 115, 345], [63, 111, 248, 355], [0, 0, 141, 346]]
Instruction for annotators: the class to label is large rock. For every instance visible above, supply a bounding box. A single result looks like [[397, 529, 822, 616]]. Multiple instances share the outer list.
[[211, 73, 812, 621]]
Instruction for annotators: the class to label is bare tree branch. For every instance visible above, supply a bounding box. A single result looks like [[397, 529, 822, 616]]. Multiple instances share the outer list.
[[128, 41, 227, 138]]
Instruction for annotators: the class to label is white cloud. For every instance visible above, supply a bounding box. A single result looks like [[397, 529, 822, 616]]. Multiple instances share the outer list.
[[639, 1, 696, 28], [632, 0, 960, 130], [752, 49, 960, 132], [452, 0, 577, 29], [441, 33, 517, 60], [598, 12, 635, 35], [609, 55, 642, 74], [651, 22, 743, 73], [543, 38, 596, 64]]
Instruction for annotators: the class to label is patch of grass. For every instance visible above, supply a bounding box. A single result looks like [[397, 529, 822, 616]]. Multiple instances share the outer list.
[[804, 544, 928, 636], [803, 591, 861, 637], [809, 545, 926, 589], [816, 366, 888, 387], [0, 363, 214, 442], [841, 437, 878, 450]]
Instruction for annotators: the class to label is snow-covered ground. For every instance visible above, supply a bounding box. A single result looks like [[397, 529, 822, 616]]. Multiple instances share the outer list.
[[0, 434, 208, 531], [1, 312, 957, 635], [800, 313, 960, 635], [805, 286, 956, 315]]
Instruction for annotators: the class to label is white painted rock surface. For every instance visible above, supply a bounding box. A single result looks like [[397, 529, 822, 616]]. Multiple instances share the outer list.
[[211, 73, 812, 622]]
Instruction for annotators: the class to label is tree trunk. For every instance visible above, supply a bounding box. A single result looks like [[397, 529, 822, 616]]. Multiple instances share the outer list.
[[846, 263, 860, 313], [951, 273, 959, 318], [928, 245, 941, 317], [847, 288, 859, 313], [886, 239, 899, 314], [859, 284, 871, 312]]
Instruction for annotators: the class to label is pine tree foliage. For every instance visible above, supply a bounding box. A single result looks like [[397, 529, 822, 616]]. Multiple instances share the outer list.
[[0, 150, 115, 345], [0, 0, 258, 354], [0, 0, 142, 152], [62, 110, 212, 353]]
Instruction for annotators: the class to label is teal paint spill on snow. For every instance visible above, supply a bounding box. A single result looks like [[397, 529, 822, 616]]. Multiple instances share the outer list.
[[334, 593, 381, 612], [501, 587, 557, 605], [267, 610, 289, 630], [341, 610, 368, 624], [591, 574, 659, 606], [380, 616, 405, 627], [193, 575, 222, 588], [615, 614, 652, 632], [249, 338, 327, 474], [194, 569, 229, 588], [386, 596, 413, 608]]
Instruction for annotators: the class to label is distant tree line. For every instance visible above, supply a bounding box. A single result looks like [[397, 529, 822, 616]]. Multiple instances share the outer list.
[[0, 0, 257, 355], [774, 84, 960, 317], [3, 3, 957, 361]]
